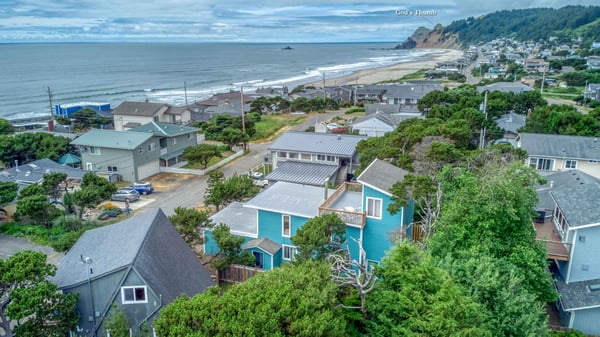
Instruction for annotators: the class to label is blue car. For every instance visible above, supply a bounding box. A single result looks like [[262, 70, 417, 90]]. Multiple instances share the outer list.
[[129, 182, 154, 195]]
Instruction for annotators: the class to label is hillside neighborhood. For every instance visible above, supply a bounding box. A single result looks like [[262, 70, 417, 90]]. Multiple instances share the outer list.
[[3, 8, 600, 337]]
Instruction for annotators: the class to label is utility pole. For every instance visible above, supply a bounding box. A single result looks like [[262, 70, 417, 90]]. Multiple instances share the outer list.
[[540, 69, 546, 94], [479, 91, 488, 149], [47, 86, 55, 131], [241, 86, 246, 134], [184, 81, 188, 107]]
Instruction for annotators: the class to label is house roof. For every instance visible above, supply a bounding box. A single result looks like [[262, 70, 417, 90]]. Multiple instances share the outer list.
[[383, 83, 442, 99], [357, 159, 409, 196], [518, 133, 600, 160], [494, 112, 526, 135], [244, 181, 335, 218], [128, 121, 199, 137], [539, 170, 600, 228], [269, 131, 367, 157], [0, 158, 86, 186], [112, 101, 169, 117], [242, 238, 281, 256], [364, 103, 399, 115], [210, 202, 258, 237], [52, 208, 214, 303], [477, 82, 533, 94], [266, 161, 339, 186], [555, 277, 600, 311], [70, 129, 153, 150]]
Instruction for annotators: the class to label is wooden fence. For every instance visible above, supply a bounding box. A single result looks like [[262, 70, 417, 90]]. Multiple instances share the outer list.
[[217, 264, 264, 284]]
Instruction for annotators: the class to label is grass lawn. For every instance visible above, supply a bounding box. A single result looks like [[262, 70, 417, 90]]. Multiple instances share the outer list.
[[377, 68, 429, 83], [252, 114, 307, 141], [183, 151, 235, 169]]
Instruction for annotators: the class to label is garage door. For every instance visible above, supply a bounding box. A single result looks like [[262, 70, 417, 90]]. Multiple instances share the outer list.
[[137, 160, 159, 181]]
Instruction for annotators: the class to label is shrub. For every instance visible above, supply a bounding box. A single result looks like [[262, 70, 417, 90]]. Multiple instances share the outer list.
[[102, 202, 120, 210], [345, 107, 365, 114]]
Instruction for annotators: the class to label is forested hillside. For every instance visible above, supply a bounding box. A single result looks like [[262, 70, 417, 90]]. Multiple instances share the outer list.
[[444, 6, 600, 46]]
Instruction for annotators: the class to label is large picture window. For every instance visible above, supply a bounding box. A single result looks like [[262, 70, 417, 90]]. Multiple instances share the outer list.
[[121, 286, 147, 304], [366, 197, 382, 219], [529, 157, 554, 171]]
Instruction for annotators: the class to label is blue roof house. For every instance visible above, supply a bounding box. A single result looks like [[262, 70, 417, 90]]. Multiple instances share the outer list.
[[204, 158, 413, 270]]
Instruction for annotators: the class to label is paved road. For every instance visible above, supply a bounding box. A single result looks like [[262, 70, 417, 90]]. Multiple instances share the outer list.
[[545, 97, 590, 114], [0, 234, 64, 264]]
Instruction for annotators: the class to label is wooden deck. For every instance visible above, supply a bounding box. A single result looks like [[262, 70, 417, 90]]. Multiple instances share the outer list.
[[533, 212, 571, 261]]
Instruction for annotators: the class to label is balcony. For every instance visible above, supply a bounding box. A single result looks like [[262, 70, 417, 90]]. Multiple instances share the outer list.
[[160, 147, 168, 156], [533, 209, 571, 261], [319, 182, 366, 228]]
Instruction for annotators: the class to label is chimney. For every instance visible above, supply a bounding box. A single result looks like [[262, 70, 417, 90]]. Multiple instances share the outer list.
[[47, 119, 55, 132], [324, 178, 329, 200]]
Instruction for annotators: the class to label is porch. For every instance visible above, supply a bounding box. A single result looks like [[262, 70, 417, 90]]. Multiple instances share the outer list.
[[318, 182, 365, 228], [533, 209, 571, 261]]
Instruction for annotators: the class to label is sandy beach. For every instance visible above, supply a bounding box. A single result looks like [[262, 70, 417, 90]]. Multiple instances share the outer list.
[[306, 49, 464, 87]]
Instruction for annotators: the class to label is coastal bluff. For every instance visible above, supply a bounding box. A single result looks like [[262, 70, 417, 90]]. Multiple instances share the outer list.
[[394, 24, 459, 50]]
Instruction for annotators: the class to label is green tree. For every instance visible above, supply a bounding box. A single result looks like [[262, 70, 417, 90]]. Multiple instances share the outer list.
[[0, 133, 71, 167], [168, 207, 214, 247], [204, 170, 225, 211], [210, 224, 254, 270], [183, 143, 221, 169], [70, 108, 112, 130], [71, 173, 116, 218], [0, 181, 18, 209], [291, 213, 346, 262], [0, 251, 79, 337], [154, 261, 346, 337], [204, 171, 259, 211], [366, 243, 492, 337], [0, 118, 13, 134], [220, 127, 245, 150], [14, 194, 62, 228], [103, 305, 130, 337]]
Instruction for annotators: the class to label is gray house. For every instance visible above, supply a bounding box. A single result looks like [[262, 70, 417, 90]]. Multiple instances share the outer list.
[[267, 131, 367, 186], [584, 83, 600, 102], [71, 129, 159, 182], [0, 158, 86, 190], [128, 121, 200, 168], [112, 101, 192, 131], [477, 81, 533, 94], [52, 208, 214, 337], [382, 82, 442, 110], [535, 170, 600, 335]]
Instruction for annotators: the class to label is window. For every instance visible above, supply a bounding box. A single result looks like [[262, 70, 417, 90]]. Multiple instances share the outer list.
[[121, 286, 147, 304], [589, 160, 598, 164], [366, 197, 382, 218], [173, 138, 177, 145], [89, 146, 101, 155], [148, 143, 155, 152], [153, 116, 159, 122], [107, 166, 118, 172], [301, 153, 311, 160], [565, 160, 577, 169], [188, 133, 193, 139], [529, 157, 554, 171], [138, 147, 143, 154], [277, 151, 287, 158], [282, 215, 291, 237], [282, 245, 297, 261], [317, 154, 335, 162], [288, 152, 299, 159]]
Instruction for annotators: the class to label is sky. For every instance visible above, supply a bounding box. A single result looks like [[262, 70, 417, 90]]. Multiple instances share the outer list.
[[0, 0, 597, 43]]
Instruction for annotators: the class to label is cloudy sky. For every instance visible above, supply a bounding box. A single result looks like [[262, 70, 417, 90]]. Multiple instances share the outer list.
[[0, 0, 596, 43]]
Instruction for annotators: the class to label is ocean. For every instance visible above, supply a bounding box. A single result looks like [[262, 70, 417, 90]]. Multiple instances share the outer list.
[[0, 42, 435, 120]]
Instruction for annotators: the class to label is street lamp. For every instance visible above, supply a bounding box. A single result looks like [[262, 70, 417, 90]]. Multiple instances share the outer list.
[[81, 255, 96, 337]]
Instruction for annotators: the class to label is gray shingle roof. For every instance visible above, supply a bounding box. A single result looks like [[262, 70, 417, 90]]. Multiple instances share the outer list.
[[244, 181, 335, 218], [364, 103, 399, 115], [112, 101, 168, 117], [494, 112, 526, 135], [556, 277, 600, 310], [357, 159, 409, 195], [477, 81, 533, 94], [266, 161, 339, 186], [70, 129, 153, 150], [383, 83, 442, 99], [52, 208, 214, 302], [128, 121, 199, 137], [269, 131, 367, 156], [210, 202, 258, 237], [0, 158, 86, 186], [242, 238, 281, 255], [518, 133, 600, 160], [541, 170, 600, 228]]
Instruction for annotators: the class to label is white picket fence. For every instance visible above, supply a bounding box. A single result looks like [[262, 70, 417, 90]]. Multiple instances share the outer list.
[[159, 150, 245, 176]]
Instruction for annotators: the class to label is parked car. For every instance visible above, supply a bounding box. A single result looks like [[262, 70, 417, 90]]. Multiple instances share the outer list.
[[129, 182, 154, 195], [110, 189, 140, 202]]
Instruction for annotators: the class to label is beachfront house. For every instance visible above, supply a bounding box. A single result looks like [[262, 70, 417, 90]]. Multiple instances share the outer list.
[[517, 133, 600, 180], [204, 158, 414, 271], [52, 208, 214, 337], [112, 101, 192, 131], [382, 82, 442, 112], [127, 121, 200, 168], [189, 90, 254, 122], [266, 131, 367, 186], [477, 82, 534, 94], [534, 170, 600, 335]]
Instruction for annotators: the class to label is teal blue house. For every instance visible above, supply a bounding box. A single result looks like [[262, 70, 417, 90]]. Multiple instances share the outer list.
[[204, 159, 413, 269]]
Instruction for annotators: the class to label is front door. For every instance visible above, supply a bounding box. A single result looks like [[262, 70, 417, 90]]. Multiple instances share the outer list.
[[253, 251, 264, 268]]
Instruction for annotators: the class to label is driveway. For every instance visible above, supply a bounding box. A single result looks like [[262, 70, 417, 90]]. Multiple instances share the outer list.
[[0, 234, 64, 265]]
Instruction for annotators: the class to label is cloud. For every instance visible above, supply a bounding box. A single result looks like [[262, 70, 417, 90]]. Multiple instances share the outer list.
[[0, 0, 597, 42]]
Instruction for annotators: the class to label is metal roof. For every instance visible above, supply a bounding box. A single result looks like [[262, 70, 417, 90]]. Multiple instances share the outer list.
[[112, 101, 168, 117], [268, 131, 367, 156], [477, 81, 533, 93], [244, 181, 335, 218], [0, 158, 86, 186], [210, 202, 257, 237], [70, 129, 153, 150], [518, 133, 600, 160], [266, 161, 339, 186], [357, 159, 409, 195]]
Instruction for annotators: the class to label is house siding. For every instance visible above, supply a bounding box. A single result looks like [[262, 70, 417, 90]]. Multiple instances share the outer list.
[[352, 119, 394, 137], [245, 247, 274, 270], [163, 133, 198, 154], [361, 185, 403, 263], [81, 148, 135, 181], [257, 210, 306, 248], [572, 308, 600, 336], [115, 268, 162, 333], [529, 157, 600, 180], [567, 226, 600, 283]]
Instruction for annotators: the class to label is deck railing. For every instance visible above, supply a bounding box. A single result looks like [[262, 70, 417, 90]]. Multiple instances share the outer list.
[[319, 182, 365, 227]]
